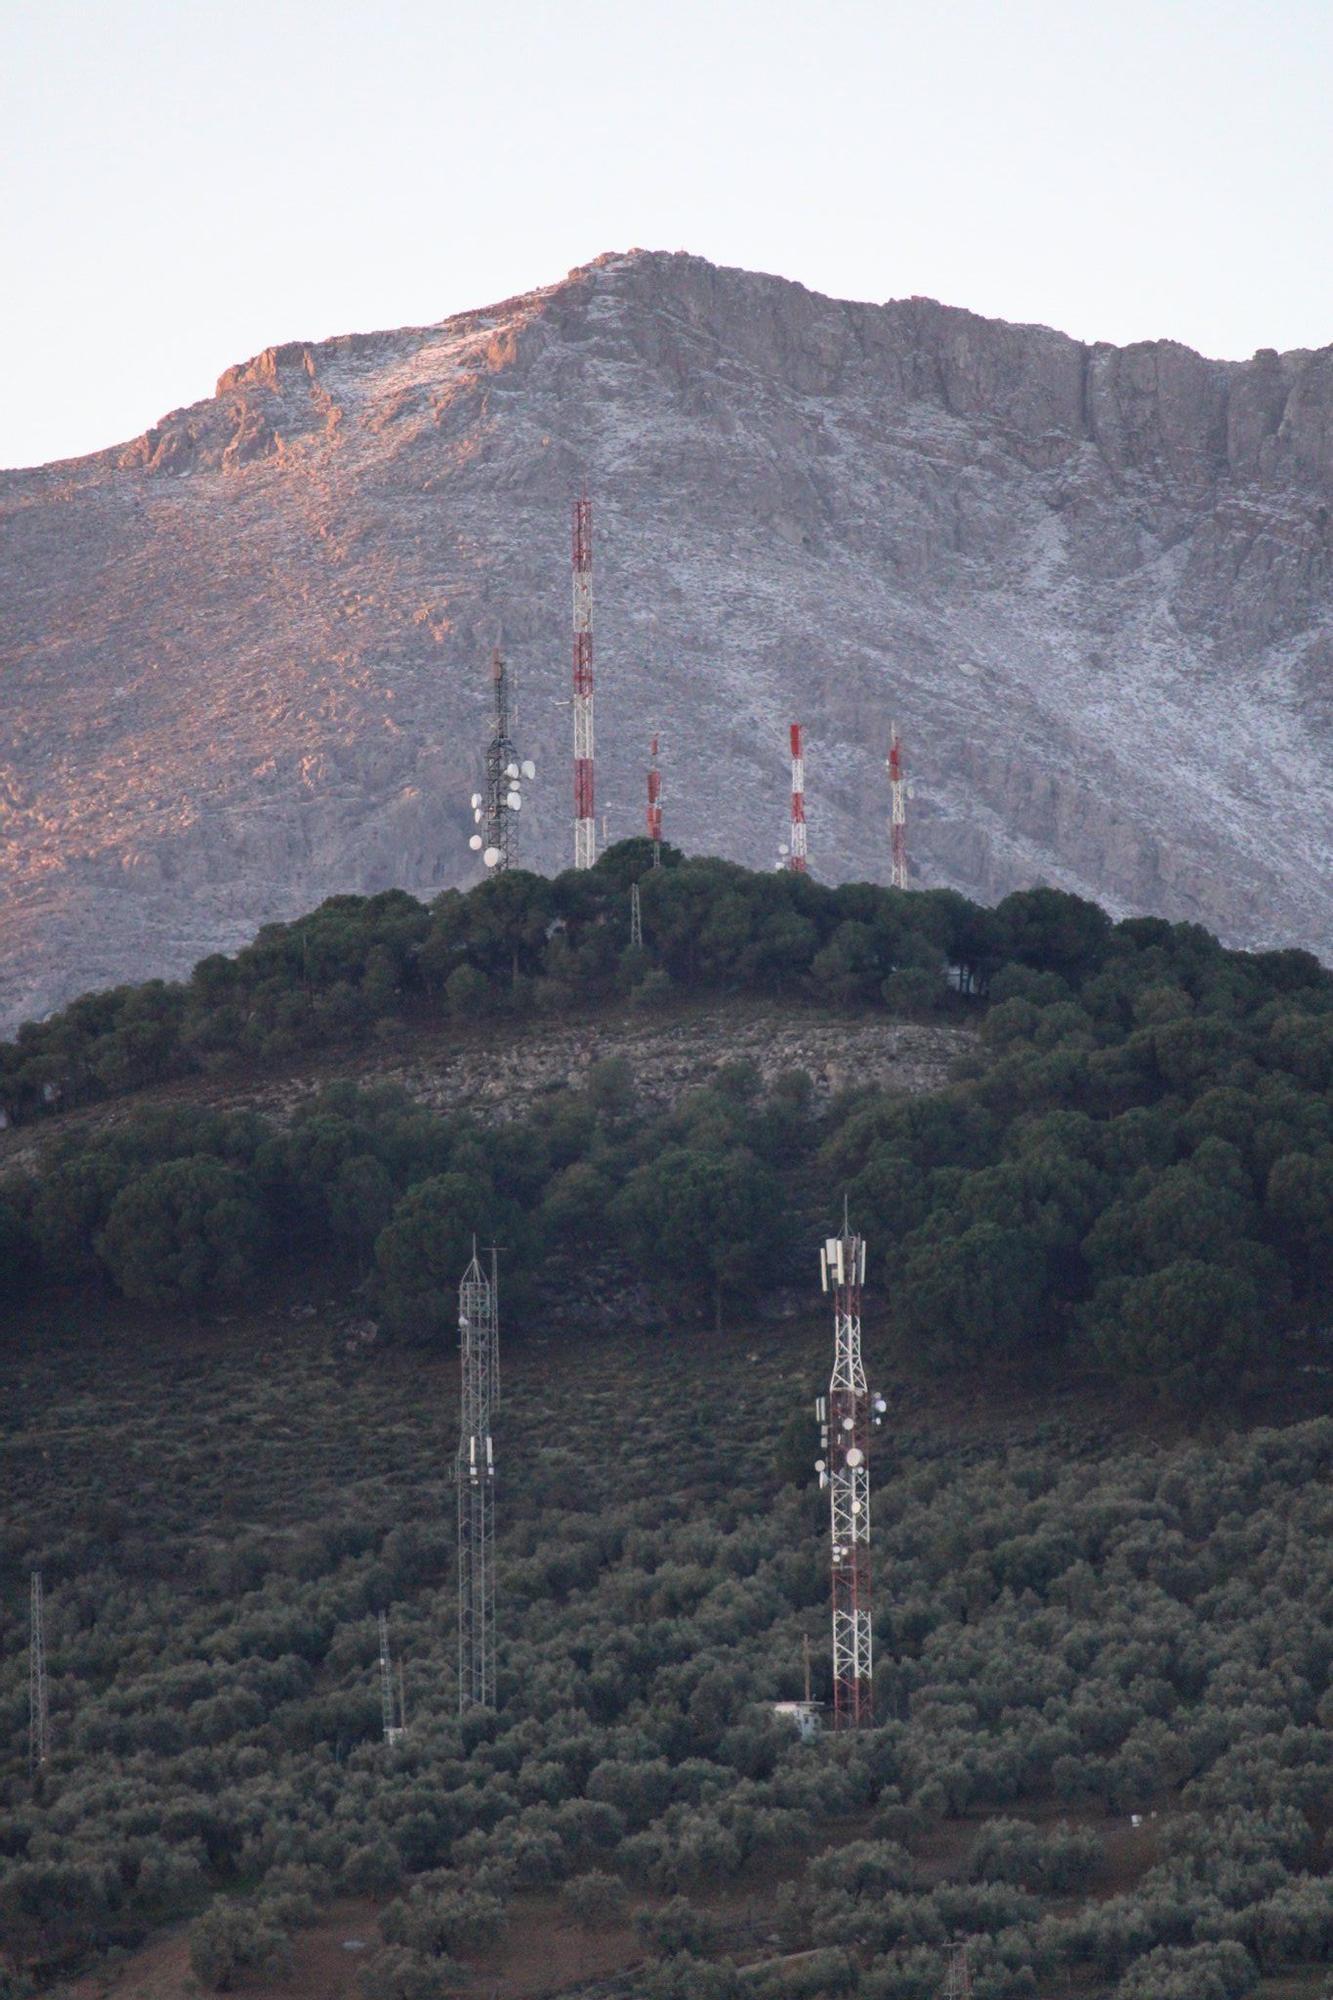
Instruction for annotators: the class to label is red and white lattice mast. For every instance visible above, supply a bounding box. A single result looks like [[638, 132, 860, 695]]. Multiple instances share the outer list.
[[815, 1211, 884, 1727], [788, 723, 808, 873], [572, 497, 595, 870], [887, 723, 907, 889], [647, 734, 663, 866]]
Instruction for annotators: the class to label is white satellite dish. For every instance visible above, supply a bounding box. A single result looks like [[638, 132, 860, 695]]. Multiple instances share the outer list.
[[778, 842, 789, 856], [507, 790, 522, 809], [482, 846, 501, 868], [506, 762, 519, 779], [473, 808, 482, 823], [469, 834, 483, 851], [470, 792, 482, 809], [521, 759, 536, 779], [845, 1447, 864, 1468]]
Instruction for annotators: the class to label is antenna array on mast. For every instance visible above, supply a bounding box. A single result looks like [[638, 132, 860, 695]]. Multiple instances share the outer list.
[[572, 497, 596, 869], [468, 648, 535, 873], [815, 1221, 884, 1727], [457, 1247, 499, 1710], [29, 1571, 49, 1781]]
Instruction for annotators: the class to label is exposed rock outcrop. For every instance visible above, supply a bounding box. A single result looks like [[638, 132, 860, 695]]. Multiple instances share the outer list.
[[2, 249, 1332, 1031]]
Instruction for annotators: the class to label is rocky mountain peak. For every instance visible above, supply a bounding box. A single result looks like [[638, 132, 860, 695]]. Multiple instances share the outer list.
[[2, 250, 1331, 1031]]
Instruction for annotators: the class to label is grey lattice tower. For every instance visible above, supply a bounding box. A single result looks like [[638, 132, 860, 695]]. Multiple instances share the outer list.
[[943, 1941, 973, 1998], [29, 1571, 49, 1779], [815, 1220, 884, 1728], [456, 1248, 499, 1710], [468, 647, 534, 873], [378, 1610, 405, 1744]]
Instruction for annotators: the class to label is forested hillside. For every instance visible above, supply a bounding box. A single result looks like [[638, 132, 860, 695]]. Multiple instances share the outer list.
[[2, 850, 1331, 1999], [5, 843, 1333, 1404]]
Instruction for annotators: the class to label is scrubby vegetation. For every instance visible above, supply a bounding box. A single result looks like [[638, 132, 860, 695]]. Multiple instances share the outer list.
[[2, 850, 1332, 1996], [0, 1303, 1329, 1996], [5, 848, 1333, 1406]]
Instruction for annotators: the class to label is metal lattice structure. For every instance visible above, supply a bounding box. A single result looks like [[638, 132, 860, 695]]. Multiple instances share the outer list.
[[943, 1942, 973, 1999], [888, 723, 908, 890], [378, 1610, 405, 1744], [457, 1247, 499, 1711], [484, 648, 519, 871], [29, 1571, 49, 1780], [630, 879, 643, 949], [469, 648, 533, 872], [572, 497, 596, 869], [816, 1220, 880, 1728], [788, 723, 808, 872], [647, 734, 663, 864]]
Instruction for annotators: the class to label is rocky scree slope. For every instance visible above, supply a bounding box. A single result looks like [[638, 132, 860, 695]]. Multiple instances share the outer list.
[[3, 248, 1333, 1031]]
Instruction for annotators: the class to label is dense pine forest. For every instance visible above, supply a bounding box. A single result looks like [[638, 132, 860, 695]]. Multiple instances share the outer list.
[[1, 848, 1331, 1998]]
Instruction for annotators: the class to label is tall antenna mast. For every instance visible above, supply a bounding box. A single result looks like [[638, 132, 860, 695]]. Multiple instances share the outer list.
[[815, 1215, 882, 1727], [887, 723, 907, 890], [943, 1942, 973, 1999], [630, 879, 643, 949], [469, 648, 534, 873], [378, 1611, 404, 1744], [788, 723, 808, 873], [572, 496, 596, 869], [29, 1571, 49, 1781], [457, 1245, 498, 1710], [647, 734, 663, 866]]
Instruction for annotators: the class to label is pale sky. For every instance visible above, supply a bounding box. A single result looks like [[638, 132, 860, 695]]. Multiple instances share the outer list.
[[4, 0, 1331, 470]]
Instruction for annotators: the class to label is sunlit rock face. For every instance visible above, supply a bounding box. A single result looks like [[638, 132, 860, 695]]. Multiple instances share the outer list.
[[2, 249, 1332, 1029]]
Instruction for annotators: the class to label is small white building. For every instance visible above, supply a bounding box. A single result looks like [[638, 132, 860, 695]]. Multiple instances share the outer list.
[[770, 1700, 822, 1742]]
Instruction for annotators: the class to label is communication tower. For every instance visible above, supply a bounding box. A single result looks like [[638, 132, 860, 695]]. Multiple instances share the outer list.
[[29, 1571, 49, 1780], [630, 879, 643, 949], [943, 1942, 973, 1999], [647, 734, 663, 865], [468, 648, 535, 872], [815, 1214, 884, 1727], [887, 724, 908, 890], [457, 1247, 499, 1710], [787, 723, 808, 872], [378, 1610, 406, 1744], [572, 497, 596, 869]]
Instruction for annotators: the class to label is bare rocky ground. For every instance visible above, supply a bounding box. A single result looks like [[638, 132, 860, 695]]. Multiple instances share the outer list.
[[0, 997, 970, 1182], [4, 248, 1333, 1033]]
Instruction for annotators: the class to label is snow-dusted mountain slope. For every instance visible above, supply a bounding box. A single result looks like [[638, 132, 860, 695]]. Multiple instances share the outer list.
[[3, 249, 1332, 1029]]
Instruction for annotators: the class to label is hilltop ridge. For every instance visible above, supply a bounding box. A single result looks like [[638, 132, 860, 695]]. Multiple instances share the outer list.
[[4, 248, 1333, 1031]]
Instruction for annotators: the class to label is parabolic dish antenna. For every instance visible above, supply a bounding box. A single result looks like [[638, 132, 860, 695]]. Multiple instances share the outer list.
[[469, 834, 483, 851], [521, 759, 536, 779], [507, 790, 522, 809], [482, 846, 501, 867], [470, 792, 482, 808], [845, 1447, 864, 1467]]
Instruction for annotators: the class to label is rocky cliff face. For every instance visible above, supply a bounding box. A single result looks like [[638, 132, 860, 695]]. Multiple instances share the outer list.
[[3, 250, 1332, 1029]]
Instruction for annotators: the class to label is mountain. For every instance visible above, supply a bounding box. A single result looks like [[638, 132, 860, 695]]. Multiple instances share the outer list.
[[3, 247, 1333, 1032]]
